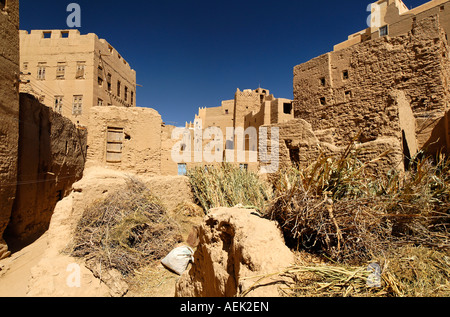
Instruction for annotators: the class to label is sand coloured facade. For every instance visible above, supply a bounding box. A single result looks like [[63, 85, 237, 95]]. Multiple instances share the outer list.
[[19, 29, 137, 127], [285, 0, 450, 174], [87, 0, 450, 176]]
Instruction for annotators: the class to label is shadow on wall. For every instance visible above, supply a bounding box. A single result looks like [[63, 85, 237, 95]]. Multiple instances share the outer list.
[[419, 113, 449, 160], [3, 93, 87, 252]]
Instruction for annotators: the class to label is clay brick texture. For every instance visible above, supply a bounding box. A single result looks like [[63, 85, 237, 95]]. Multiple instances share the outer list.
[[0, 0, 20, 259], [293, 16, 450, 166]]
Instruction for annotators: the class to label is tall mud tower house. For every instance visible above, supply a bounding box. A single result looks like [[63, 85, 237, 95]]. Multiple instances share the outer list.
[[0, 0, 19, 260], [292, 0, 450, 172], [19, 29, 137, 128]]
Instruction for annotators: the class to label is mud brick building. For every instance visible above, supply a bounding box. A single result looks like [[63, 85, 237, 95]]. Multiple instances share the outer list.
[[286, 0, 450, 173], [20, 29, 137, 127]]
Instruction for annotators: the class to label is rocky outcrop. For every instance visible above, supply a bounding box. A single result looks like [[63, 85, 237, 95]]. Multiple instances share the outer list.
[[175, 208, 295, 297]]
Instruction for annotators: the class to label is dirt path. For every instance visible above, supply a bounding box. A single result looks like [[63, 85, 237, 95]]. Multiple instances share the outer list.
[[0, 168, 200, 297], [0, 233, 49, 297]]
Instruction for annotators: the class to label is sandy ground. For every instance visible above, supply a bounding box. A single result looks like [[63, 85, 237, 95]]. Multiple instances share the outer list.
[[0, 230, 181, 297], [0, 167, 201, 297], [0, 233, 49, 297]]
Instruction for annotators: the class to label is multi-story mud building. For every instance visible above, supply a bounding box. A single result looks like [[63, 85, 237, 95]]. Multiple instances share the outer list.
[[283, 0, 450, 173], [19, 29, 137, 127], [40, 0, 450, 179], [188, 88, 293, 152]]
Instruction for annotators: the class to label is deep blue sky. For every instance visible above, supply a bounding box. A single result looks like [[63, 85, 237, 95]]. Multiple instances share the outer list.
[[20, 0, 427, 126]]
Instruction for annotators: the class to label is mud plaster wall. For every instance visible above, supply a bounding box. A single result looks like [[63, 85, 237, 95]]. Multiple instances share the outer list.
[[0, 0, 20, 259], [86, 106, 163, 175], [4, 93, 87, 245], [294, 16, 450, 159], [262, 118, 404, 178]]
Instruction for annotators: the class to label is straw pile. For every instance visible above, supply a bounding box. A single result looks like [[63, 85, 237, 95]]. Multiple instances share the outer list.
[[267, 144, 449, 264], [283, 246, 450, 297], [187, 163, 272, 213], [71, 177, 182, 277]]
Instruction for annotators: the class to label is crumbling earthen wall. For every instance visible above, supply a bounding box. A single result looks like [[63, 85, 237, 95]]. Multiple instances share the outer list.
[[86, 106, 163, 175], [176, 208, 295, 297], [4, 93, 87, 245], [0, 0, 20, 259], [335, 0, 450, 52], [294, 16, 449, 170], [263, 119, 404, 176]]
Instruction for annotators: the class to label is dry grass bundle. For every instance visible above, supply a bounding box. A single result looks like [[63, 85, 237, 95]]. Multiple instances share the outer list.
[[267, 144, 450, 264], [377, 154, 449, 247], [286, 246, 450, 297], [286, 264, 375, 297], [71, 177, 182, 277], [269, 191, 391, 263], [377, 246, 450, 297], [187, 163, 272, 213], [173, 201, 205, 218], [267, 146, 391, 263]]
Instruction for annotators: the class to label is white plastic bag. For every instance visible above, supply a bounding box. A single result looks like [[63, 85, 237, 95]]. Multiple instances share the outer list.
[[161, 246, 194, 275]]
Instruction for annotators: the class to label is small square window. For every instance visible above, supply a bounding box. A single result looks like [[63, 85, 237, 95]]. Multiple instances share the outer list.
[[54, 96, 63, 114], [320, 77, 326, 86], [345, 90, 352, 101], [61, 31, 69, 38], [117, 80, 121, 97], [240, 164, 248, 171], [440, 5, 445, 12], [37, 64, 46, 80], [56, 63, 66, 80], [72, 95, 83, 116], [178, 163, 187, 176], [76, 62, 85, 79], [283, 103, 292, 114], [43, 31, 52, 39], [343, 70, 349, 80], [320, 97, 326, 106], [107, 73, 112, 92], [379, 25, 388, 37]]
